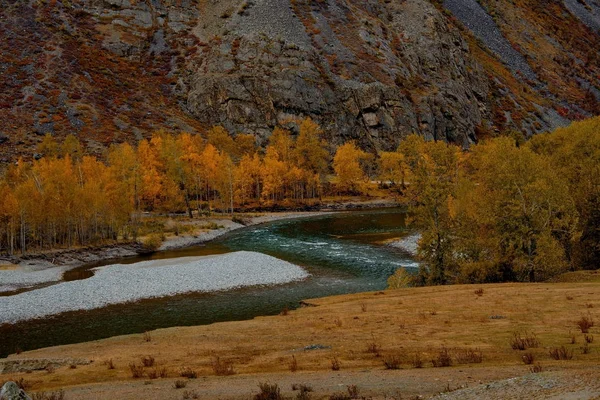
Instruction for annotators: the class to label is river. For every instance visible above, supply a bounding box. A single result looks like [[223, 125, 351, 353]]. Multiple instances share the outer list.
[[0, 208, 417, 357]]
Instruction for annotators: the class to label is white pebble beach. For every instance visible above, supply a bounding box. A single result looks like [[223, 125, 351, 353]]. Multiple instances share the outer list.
[[0, 251, 309, 325]]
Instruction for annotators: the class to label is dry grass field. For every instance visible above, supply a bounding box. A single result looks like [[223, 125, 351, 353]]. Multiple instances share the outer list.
[[2, 271, 600, 399]]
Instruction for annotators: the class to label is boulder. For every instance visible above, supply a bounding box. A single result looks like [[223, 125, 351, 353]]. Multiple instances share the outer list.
[[0, 382, 31, 400]]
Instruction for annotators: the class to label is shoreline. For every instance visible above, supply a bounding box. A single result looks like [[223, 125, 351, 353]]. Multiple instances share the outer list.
[[0, 199, 401, 293]]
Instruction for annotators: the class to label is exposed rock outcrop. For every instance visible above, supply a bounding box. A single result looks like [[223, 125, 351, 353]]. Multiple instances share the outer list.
[[1, 0, 599, 161], [0, 382, 31, 400]]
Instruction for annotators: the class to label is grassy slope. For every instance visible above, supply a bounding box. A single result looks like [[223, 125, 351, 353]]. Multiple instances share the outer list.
[[1, 279, 599, 399]]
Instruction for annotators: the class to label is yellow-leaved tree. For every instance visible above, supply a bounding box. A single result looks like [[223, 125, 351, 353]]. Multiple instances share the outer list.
[[333, 142, 369, 194]]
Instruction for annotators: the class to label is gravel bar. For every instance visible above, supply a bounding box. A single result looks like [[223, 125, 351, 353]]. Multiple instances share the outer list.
[[388, 233, 421, 256], [0, 251, 309, 325], [0, 266, 66, 293]]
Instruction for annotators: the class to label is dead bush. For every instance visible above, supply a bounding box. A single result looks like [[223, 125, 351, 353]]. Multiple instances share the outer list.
[[366, 335, 381, 357], [254, 383, 283, 400], [530, 363, 543, 373], [331, 357, 341, 371], [383, 355, 401, 370], [431, 347, 452, 367], [212, 356, 235, 376], [474, 288, 484, 296], [454, 348, 483, 364], [412, 353, 423, 368], [288, 356, 298, 372], [182, 390, 199, 399], [31, 391, 65, 400], [129, 363, 145, 379], [549, 346, 573, 360], [174, 380, 187, 389], [141, 355, 155, 367], [577, 315, 594, 333], [521, 352, 535, 365], [292, 383, 313, 400], [585, 334, 594, 343], [179, 367, 197, 379], [510, 332, 540, 350], [328, 385, 361, 400], [582, 342, 591, 354]]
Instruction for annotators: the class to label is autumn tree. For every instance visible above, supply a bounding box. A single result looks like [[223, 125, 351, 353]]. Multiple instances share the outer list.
[[294, 118, 329, 182], [528, 116, 600, 270], [454, 138, 577, 282], [378, 151, 407, 188], [333, 142, 369, 194], [402, 136, 461, 285]]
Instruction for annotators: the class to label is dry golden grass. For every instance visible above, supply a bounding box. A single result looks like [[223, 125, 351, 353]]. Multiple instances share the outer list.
[[2, 281, 599, 396]]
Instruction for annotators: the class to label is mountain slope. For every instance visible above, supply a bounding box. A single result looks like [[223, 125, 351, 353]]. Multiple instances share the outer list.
[[0, 0, 599, 162]]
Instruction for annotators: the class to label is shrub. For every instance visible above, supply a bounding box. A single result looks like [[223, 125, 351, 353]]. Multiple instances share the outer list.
[[292, 384, 313, 400], [521, 352, 535, 365], [182, 390, 199, 399], [582, 342, 591, 354], [141, 355, 155, 367], [31, 391, 65, 400], [387, 267, 413, 289], [347, 385, 359, 399], [431, 347, 452, 367], [331, 357, 341, 371], [288, 356, 298, 372], [174, 380, 187, 389], [510, 332, 540, 350], [383, 355, 401, 370], [328, 385, 360, 400], [585, 334, 594, 343], [212, 356, 235, 376], [577, 315, 594, 333], [141, 233, 163, 252], [366, 335, 381, 356], [474, 288, 484, 296], [292, 384, 313, 392], [455, 348, 483, 364], [179, 367, 198, 379], [147, 367, 167, 379], [530, 363, 543, 373], [412, 353, 423, 368], [254, 383, 283, 400], [129, 363, 145, 379], [549, 346, 573, 360], [232, 216, 250, 225]]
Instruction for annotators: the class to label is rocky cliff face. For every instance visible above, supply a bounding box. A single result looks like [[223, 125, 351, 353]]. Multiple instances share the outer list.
[[0, 0, 599, 161], [183, 0, 490, 150]]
